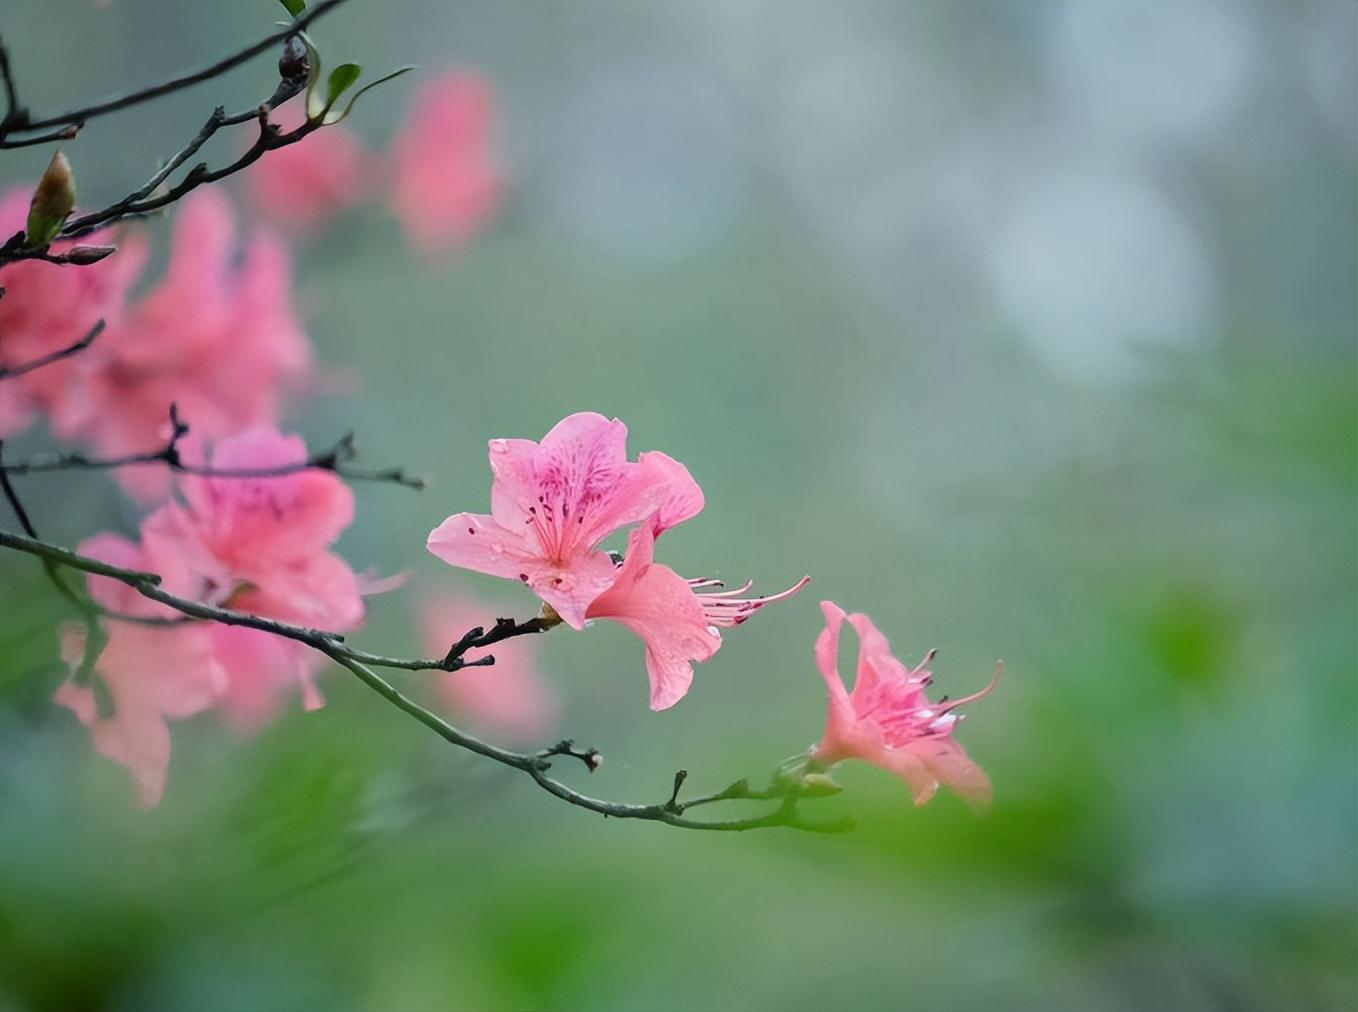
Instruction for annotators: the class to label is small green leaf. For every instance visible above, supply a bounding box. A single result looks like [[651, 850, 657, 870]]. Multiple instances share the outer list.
[[325, 63, 362, 109], [324, 65, 415, 125], [278, 0, 306, 16]]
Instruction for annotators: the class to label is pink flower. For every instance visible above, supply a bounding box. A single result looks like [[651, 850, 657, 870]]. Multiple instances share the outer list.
[[426, 412, 704, 629], [142, 428, 365, 726], [390, 71, 502, 254], [55, 533, 224, 808], [420, 591, 559, 741], [0, 187, 145, 438], [70, 191, 310, 501], [811, 601, 999, 810], [585, 522, 808, 710], [246, 102, 369, 234]]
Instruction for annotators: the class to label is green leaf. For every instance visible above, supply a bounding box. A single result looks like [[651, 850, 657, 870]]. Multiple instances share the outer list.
[[278, 0, 306, 16], [323, 65, 415, 125], [325, 63, 362, 110]]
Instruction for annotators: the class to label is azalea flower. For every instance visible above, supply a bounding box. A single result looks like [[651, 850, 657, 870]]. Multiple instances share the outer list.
[[0, 186, 145, 438], [246, 102, 370, 234], [420, 591, 559, 740], [427, 411, 704, 629], [810, 601, 999, 810], [54, 533, 224, 808], [390, 70, 502, 254], [69, 191, 311, 501], [142, 428, 365, 726], [585, 522, 808, 710]]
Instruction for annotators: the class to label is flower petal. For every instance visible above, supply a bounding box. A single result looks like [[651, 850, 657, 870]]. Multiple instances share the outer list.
[[587, 524, 720, 710]]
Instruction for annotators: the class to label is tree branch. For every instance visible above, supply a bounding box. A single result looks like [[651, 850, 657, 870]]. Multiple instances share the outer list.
[[0, 527, 851, 833], [0, 0, 347, 140], [0, 319, 104, 380], [1, 407, 427, 490]]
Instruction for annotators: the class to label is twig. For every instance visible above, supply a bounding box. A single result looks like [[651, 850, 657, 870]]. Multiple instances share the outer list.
[[0, 0, 347, 141], [0, 527, 851, 833], [1, 408, 427, 491], [0, 319, 104, 380], [55, 110, 321, 242]]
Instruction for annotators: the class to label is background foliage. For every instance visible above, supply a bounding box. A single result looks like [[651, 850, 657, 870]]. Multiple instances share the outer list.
[[0, 2, 1353, 1009]]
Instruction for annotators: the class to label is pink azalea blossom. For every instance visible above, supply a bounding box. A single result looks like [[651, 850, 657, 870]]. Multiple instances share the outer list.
[[810, 601, 999, 810], [420, 591, 559, 740], [0, 187, 145, 438], [390, 70, 502, 254], [54, 533, 224, 808], [426, 412, 704, 629], [246, 102, 369, 234], [585, 522, 808, 710], [70, 191, 310, 501], [142, 428, 365, 727]]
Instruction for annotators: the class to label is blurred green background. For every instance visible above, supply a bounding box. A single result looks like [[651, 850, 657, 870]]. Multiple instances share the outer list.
[[1, 1, 1354, 1010]]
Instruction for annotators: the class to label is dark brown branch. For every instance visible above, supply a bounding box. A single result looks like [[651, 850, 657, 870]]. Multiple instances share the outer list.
[[0, 0, 347, 140], [0, 319, 104, 380], [1, 408, 426, 491], [57, 110, 321, 242], [0, 527, 851, 833]]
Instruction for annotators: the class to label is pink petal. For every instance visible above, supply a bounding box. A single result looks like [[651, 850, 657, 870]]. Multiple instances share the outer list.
[[845, 610, 917, 711], [179, 429, 355, 570], [636, 450, 705, 536], [587, 525, 721, 710], [391, 70, 502, 254]]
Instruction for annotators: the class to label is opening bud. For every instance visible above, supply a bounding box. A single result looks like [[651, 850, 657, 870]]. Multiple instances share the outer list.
[[26, 151, 76, 247]]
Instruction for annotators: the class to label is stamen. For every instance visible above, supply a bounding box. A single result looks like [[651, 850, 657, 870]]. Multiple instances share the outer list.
[[936, 660, 1003, 714], [697, 574, 810, 626]]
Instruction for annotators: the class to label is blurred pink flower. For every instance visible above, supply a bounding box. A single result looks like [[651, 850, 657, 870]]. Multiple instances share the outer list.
[[55, 533, 224, 808], [811, 601, 999, 810], [586, 523, 807, 710], [420, 591, 559, 741], [246, 102, 369, 234], [141, 428, 365, 727], [390, 70, 502, 254], [69, 190, 310, 501], [0, 187, 145, 438], [426, 411, 703, 629]]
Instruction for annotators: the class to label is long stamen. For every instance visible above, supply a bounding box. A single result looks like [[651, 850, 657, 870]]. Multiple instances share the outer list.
[[936, 660, 1003, 714], [697, 574, 810, 627]]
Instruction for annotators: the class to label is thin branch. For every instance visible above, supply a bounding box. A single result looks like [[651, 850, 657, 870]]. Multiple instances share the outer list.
[[0, 124, 80, 150], [0, 527, 851, 833], [2, 409, 426, 491], [0, 319, 104, 380], [56, 110, 322, 242], [0, 0, 347, 139]]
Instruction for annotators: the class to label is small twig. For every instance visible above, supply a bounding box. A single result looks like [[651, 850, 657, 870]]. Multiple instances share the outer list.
[[0, 319, 104, 381], [0, 0, 347, 140], [1, 408, 426, 491], [53, 110, 321, 242], [665, 769, 689, 812], [536, 739, 604, 773], [442, 615, 554, 667]]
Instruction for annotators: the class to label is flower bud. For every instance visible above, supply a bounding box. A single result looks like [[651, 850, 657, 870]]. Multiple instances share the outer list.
[[278, 34, 309, 83], [26, 151, 76, 247], [797, 772, 842, 798], [63, 244, 118, 265]]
